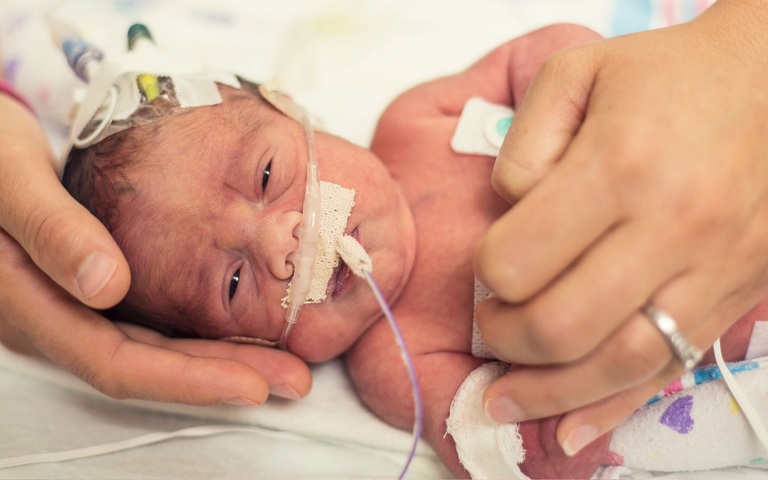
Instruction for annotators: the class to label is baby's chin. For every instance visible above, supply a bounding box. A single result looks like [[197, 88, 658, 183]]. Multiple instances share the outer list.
[[284, 301, 384, 363], [287, 331, 355, 364]]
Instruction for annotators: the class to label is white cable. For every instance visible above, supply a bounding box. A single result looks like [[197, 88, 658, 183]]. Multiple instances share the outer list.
[[0, 425, 270, 469], [713, 337, 768, 454]]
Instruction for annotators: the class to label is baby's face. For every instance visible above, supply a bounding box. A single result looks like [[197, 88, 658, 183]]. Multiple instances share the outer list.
[[121, 87, 416, 362]]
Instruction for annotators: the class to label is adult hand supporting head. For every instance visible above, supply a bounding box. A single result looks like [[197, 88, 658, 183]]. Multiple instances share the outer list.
[[474, 0, 768, 456], [0, 90, 311, 405]]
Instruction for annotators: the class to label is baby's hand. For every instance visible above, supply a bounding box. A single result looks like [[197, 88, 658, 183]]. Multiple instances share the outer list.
[[518, 416, 614, 479]]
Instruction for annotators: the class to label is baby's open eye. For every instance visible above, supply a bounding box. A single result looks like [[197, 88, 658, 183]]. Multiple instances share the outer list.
[[262, 160, 272, 192], [229, 268, 241, 301]]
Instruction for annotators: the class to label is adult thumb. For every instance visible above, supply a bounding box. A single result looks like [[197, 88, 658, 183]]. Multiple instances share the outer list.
[[493, 46, 598, 202], [0, 98, 130, 309]]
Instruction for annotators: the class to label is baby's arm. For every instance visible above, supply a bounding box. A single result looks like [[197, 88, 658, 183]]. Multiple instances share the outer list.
[[347, 317, 485, 477], [374, 24, 602, 145], [348, 320, 614, 479], [354, 24, 608, 479]]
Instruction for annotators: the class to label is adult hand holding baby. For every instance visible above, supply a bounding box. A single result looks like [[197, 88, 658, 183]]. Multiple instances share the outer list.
[[475, 0, 768, 456], [0, 89, 310, 405]]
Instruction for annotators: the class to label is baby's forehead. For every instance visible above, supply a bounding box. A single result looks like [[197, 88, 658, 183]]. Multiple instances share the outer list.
[[161, 87, 274, 135]]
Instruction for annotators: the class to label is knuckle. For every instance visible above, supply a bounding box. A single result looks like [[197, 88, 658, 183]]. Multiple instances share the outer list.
[[21, 205, 72, 266], [537, 50, 576, 81], [608, 337, 664, 384], [75, 363, 127, 400], [534, 381, 575, 413], [474, 240, 528, 303], [491, 150, 541, 201], [521, 302, 590, 363], [69, 343, 132, 401], [673, 192, 730, 237], [601, 144, 652, 188], [490, 163, 524, 200]]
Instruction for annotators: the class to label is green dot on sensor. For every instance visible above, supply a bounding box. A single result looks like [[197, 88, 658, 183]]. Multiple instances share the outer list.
[[497, 116, 513, 137]]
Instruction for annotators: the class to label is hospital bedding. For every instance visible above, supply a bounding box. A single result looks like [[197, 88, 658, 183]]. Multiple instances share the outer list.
[[1, 0, 766, 478]]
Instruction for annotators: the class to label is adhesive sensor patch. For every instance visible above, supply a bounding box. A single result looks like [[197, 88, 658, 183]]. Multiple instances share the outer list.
[[450, 96, 514, 157]]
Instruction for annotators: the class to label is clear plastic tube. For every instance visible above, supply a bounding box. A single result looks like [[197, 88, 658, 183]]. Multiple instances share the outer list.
[[47, 13, 102, 82], [279, 111, 422, 477], [278, 110, 321, 350], [47, 12, 119, 149]]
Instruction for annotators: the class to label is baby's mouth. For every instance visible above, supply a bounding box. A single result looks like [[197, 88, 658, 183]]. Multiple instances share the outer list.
[[331, 260, 351, 298], [329, 227, 360, 298]]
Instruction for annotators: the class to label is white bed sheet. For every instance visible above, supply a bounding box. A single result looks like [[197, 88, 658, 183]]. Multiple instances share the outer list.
[[1, 0, 767, 478]]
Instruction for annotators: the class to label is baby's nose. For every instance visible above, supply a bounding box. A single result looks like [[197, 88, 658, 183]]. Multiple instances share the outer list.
[[264, 210, 303, 280]]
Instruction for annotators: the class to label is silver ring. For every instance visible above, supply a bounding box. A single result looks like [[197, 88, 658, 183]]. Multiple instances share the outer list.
[[642, 304, 703, 371]]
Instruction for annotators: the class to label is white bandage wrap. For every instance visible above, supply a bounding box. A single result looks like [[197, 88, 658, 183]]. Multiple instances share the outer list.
[[63, 39, 239, 169], [611, 356, 768, 472], [450, 97, 514, 157], [446, 362, 530, 479], [465, 281, 768, 475], [283, 181, 360, 306]]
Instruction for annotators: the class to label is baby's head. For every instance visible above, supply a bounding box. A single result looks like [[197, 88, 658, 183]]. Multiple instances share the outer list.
[[63, 82, 417, 362]]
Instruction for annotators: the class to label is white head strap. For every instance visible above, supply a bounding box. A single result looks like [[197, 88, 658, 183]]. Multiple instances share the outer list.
[[60, 33, 240, 172]]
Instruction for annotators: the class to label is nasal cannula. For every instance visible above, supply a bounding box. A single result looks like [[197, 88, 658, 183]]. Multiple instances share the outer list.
[[278, 109, 321, 350], [281, 110, 423, 479]]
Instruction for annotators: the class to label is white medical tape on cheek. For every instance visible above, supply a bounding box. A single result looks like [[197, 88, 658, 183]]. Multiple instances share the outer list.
[[282, 181, 361, 306], [72, 40, 239, 130]]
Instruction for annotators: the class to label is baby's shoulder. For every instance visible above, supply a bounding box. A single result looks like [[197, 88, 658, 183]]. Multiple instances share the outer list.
[[372, 81, 469, 168]]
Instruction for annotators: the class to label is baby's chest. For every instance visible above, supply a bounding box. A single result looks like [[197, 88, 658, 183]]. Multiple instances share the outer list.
[[392, 207, 491, 353], [392, 262, 479, 356]]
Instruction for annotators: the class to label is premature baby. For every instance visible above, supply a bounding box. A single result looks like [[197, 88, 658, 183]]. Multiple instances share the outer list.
[[62, 24, 768, 479]]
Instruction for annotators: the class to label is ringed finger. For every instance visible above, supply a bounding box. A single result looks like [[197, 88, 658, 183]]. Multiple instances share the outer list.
[[482, 310, 676, 425], [476, 219, 687, 365]]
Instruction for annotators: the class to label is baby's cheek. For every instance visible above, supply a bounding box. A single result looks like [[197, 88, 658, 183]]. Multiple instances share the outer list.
[[518, 416, 612, 479]]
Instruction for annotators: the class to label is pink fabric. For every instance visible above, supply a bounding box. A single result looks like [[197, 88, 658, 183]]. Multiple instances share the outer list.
[[0, 79, 32, 112]]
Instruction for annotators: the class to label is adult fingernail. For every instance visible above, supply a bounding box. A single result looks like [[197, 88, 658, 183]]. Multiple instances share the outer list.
[[484, 395, 525, 424], [270, 384, 301, 400], [77, 251, 117, 299], [223, 396, 260, 407], [562, 425, 599, 456]]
